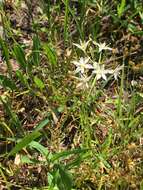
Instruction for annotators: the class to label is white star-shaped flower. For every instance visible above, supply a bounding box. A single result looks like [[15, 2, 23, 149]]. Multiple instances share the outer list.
[[93, 41, 112, 52], [72, 57, 93, 74], [113, 65, 124, 80], [92, 63, 113, 80], [76, 74, 91, 89], [73, 39, 90, 52]]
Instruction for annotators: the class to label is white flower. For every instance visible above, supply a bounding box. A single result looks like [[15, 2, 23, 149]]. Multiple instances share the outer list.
[[73, 39, 90, 52], [76, 74, 91, 89], [72, 57, 93, 74], [92, 63, 113, 80], [131, 80, 137, 86], [93, 41, 112, 52], [113, 65, 123, 80]]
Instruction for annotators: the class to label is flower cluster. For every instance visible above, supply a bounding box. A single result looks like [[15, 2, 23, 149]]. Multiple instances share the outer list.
[[72, 40, 123, 90]]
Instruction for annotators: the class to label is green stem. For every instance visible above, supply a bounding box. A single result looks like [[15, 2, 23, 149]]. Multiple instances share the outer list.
[[64, 0, 69, 43]]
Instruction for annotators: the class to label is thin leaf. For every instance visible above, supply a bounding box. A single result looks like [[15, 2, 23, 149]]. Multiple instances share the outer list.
[[13, 44, 27, 70], [20, 155, 35, 164], [34, 76, 45, 90], [117, 0, 126, 18], [0, 37, 12, 76], [29, 141, 49, 157], [43, 43, 57, 66], [0, 96, 21, 129], [0, 75, 16, 90], [7, 131, 41, 157], [16, 70, 29, 88], [34, 118, 49, 131], [51, 148, 88, 162], [32, 35, 40, 66], [54, 164, 72, 190], [101, 128, 112, 153]]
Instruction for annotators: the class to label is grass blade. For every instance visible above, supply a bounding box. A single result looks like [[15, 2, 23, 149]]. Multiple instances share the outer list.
[[117, 0, 126, 18], [0, 37, 12, 77], [34, 76, 45, 90], [32, 35, 40, 66], [0, 75, 16, 90], [51, 148, 88, 162], [7, 131, 41, 157], [29, 141, 49, 157], [43, 43, 57, 66], [64, 0, 69, 42], [55, 164, 72, 190], [34, 118, 49, 131], [13, 44, 27, 71]]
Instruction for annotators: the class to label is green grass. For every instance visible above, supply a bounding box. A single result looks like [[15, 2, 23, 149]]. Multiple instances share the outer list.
[[0, 0, 143, 189]]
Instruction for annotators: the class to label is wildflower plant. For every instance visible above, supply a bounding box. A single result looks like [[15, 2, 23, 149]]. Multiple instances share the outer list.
[[72, 39, 123, 91]]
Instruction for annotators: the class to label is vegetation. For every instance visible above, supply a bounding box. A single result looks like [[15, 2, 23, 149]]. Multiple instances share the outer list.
[[0, 0, 143, 189]]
